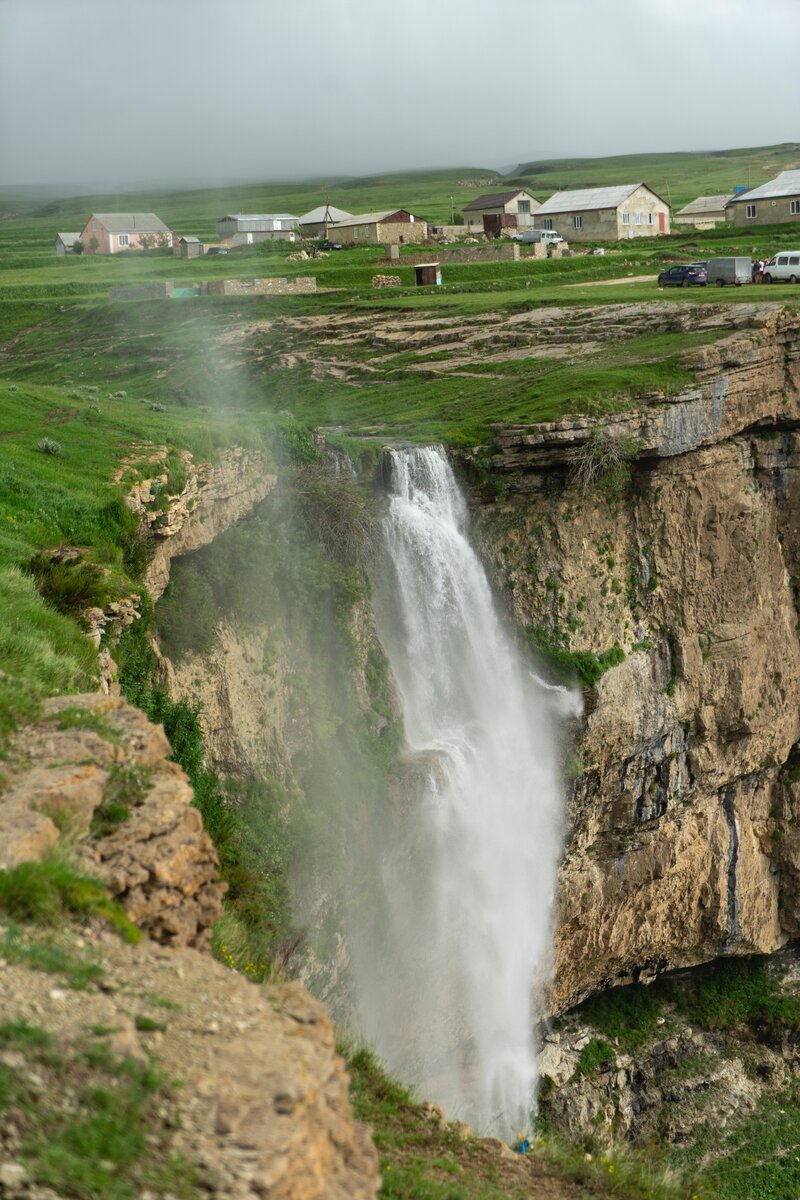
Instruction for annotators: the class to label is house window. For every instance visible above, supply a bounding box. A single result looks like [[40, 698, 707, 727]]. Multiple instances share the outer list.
[[635, 211, 642, 225], [647, 212, 654, 225], [118, 234, 129, 246], [353, 227, 359, 240], [543, 218, 553, 230], [746, 204, 757, 219], [791, 200, 800, 215], [573, 215, 582, 229], [622, 212, 630, 226], [518, 200, 530, 214]]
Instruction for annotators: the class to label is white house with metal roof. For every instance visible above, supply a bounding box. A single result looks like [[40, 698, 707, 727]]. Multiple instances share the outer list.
[[534, 183, 671, 242], [298, 204, 353, 238], [215, 214, 300, 243], [674, 194, 735, 229], [725, 170, 800, 228], [78, 213, 173, 254]]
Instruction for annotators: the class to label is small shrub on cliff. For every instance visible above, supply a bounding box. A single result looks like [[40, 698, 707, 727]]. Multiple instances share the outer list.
[[26, 552, 110, 618], [569, 428, 640, 501]]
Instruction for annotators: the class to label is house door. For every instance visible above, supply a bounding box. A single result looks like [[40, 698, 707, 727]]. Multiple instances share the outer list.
[[658, 212, 666, 233]]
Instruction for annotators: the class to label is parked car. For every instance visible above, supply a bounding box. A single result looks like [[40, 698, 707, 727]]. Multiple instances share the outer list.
[[704, 256, 752, 287], [763, 252, 800, 283], [319, 240, 343, 251], [512, 229, 564, 245], [206, 246, 228, 256], [657, 263, 708, 287]]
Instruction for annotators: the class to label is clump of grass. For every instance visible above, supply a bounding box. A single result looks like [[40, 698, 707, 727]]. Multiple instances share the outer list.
[[655, 956, 800, 1036], [36, 437, 62, 456], [26, 552, 110, 618], [51, 705, 121, 741], [0, 857, 139, 943], [575, 1037, 616, 1076], [90, 763, 150, 838], [0, 924, 103, 989], [134, 1015, 167, 1033], [575, 982, 665, 1051]]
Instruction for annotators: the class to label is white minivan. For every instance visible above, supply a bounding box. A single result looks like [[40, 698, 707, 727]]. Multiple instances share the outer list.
[[763, 252, 800, 283]]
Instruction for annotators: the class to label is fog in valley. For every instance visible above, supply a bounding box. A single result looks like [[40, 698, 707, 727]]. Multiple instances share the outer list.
[[1, 0, 798, 190]]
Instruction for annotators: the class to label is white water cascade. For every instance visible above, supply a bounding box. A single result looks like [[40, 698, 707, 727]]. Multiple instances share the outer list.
[[353, 445, 578, 1138]]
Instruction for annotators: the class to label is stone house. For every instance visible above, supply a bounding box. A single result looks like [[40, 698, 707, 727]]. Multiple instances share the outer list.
[[534, 183, 671, 242], [673, 194, 735, 229], [725, 170, 800, 228], [173, 236, 203, 258], [215, 214, 299, 244], [463, 189, 540, 232], [328, 210, 429, 246], [79, 213, 173, 254], [55, 232, 81, 256], [298, 204, 353, 239]]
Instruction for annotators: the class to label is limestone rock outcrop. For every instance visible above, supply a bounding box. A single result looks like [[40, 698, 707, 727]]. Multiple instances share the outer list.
[[6, 692, 225, 948], [0, 693, 381, 1199], [470, 303, 800, 1011]]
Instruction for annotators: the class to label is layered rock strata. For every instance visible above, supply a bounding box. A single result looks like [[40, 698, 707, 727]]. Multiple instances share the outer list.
[[469, 304, 800, 1011]]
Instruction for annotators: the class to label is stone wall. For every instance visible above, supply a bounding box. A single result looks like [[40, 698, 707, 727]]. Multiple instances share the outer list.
[[386, 244, 522, 265], [202, 276, 317, 296], [109, 282, 174, 301]]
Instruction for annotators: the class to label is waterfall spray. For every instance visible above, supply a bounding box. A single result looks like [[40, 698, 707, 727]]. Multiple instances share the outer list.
[[352, 445, 578, 1137]]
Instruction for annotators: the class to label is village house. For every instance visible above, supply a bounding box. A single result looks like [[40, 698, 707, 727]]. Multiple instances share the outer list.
[[462, 189, 540, 234], [329, 210, 429, 246], [725, 170, 800, 228], [533, 183, 670, 242], [55, 232, 81, 256], [79, 213, 173, 254], [215, 214, 299, 244], [673, 194, 735, 229], [298, 204, 353, 239]]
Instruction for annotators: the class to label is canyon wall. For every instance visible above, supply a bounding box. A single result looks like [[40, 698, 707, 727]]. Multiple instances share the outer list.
[[469, 305, 800, 1011]]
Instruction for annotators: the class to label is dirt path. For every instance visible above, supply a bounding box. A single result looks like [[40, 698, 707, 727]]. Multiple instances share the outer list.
[[564, 274, 657, 287]]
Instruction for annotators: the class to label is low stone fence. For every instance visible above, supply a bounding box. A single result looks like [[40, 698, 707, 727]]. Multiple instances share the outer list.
[[384, 244, 521, 266], [109, 282, 174, 301], [202, 276, 317, 296], [372, 274, 402, 289], [110, 277, 316, 301]]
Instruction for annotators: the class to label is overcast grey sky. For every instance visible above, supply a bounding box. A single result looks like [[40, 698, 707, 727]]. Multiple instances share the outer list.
[[1, 0, 798, 189]]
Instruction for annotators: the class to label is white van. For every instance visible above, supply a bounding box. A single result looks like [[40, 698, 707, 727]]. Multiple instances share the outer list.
[[763, 252, 800, 283], [513, 229, 564, 245]]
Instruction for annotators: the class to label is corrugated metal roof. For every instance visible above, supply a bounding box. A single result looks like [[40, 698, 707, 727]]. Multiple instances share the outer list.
[[675, 194, 735, 216], [726, 170, 800, 204], [56, 232, 81, 244], [463, 190, 532, 211], [178, 236, 201, 243], [330, 210, 421, 228], [218, 213, 298, 221], [91, 213, 171, 233], [299, 205, 353, 224], [535, 184, 648, 215]]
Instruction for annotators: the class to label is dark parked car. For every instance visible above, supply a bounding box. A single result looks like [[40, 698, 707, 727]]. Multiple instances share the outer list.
[[206, 246, 228, 256], [657, 263, 707, 287], [319, 240, 343, 251]]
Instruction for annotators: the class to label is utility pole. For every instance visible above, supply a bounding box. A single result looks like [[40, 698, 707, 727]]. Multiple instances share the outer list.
[[450, 195, 455, 225]]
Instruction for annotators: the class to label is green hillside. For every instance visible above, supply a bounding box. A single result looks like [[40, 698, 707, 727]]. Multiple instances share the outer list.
[[511, 142, 800, 210]]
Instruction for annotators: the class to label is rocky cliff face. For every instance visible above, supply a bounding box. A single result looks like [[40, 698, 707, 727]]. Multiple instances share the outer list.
[[0, 692, 381, 1199], [469, 304, 800, 1012]]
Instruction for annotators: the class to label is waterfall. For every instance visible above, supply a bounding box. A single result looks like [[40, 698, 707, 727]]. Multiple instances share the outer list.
[[353, 445, 577, 1138]]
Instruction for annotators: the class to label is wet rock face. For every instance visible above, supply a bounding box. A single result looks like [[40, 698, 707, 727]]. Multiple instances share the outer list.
[[473, 310, 800, 1012]]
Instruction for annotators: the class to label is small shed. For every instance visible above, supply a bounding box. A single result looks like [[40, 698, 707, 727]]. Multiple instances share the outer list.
[[55, 232, 81, 256], [414, 262, 441, 287], [173, 236, 202, 258]]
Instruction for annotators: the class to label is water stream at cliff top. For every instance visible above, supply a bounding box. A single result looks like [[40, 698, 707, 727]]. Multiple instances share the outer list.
[[352, 445, 577, 1137]]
